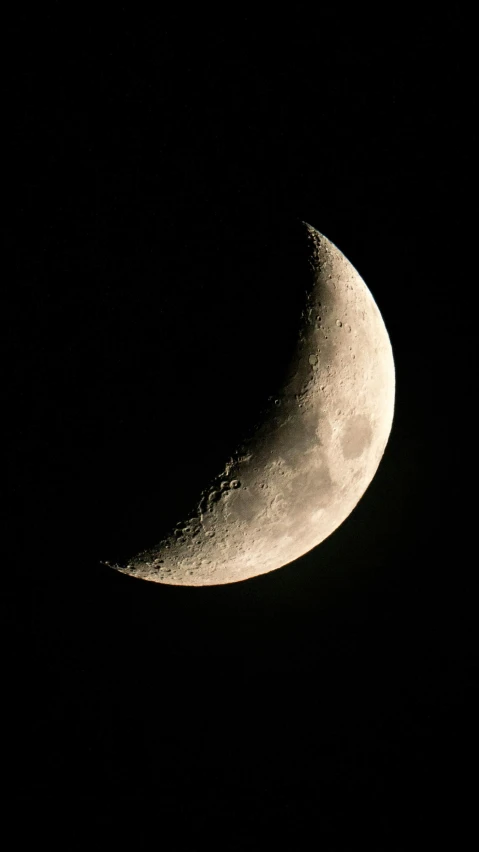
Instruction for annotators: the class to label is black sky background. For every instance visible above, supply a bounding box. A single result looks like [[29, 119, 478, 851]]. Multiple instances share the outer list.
[[4, 9, 476, 847]]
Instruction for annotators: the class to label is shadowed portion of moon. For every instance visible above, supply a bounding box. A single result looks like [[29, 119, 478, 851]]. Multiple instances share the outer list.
[[107, 223, 395, 586]]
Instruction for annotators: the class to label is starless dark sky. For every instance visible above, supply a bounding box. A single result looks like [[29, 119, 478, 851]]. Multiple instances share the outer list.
[[4, 8, 476, 845]]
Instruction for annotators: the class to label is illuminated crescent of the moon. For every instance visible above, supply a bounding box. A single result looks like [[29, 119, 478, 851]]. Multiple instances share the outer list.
[[107, 224, 395, 586]]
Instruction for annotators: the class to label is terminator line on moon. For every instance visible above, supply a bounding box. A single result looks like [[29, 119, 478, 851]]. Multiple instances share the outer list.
[[107, 223, 395, 586]]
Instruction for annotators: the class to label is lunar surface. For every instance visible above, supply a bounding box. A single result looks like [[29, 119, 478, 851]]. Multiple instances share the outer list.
[[107, 224, 395, 586]]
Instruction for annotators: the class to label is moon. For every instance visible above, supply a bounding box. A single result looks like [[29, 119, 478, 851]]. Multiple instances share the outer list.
[[107, 223, 395, 586]]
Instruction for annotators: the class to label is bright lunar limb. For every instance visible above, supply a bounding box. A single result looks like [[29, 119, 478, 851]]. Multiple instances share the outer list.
[[107, 223, 395, 586]]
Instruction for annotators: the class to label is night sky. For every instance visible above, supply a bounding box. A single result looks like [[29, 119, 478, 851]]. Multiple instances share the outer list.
[[4, 10, 475, 846]]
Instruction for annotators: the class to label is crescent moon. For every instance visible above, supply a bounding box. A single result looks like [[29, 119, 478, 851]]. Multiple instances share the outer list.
[[107, 224, 395, 586]]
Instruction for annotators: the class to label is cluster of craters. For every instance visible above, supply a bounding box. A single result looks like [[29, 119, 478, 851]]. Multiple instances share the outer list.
[[198, 476, 242, 513]]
